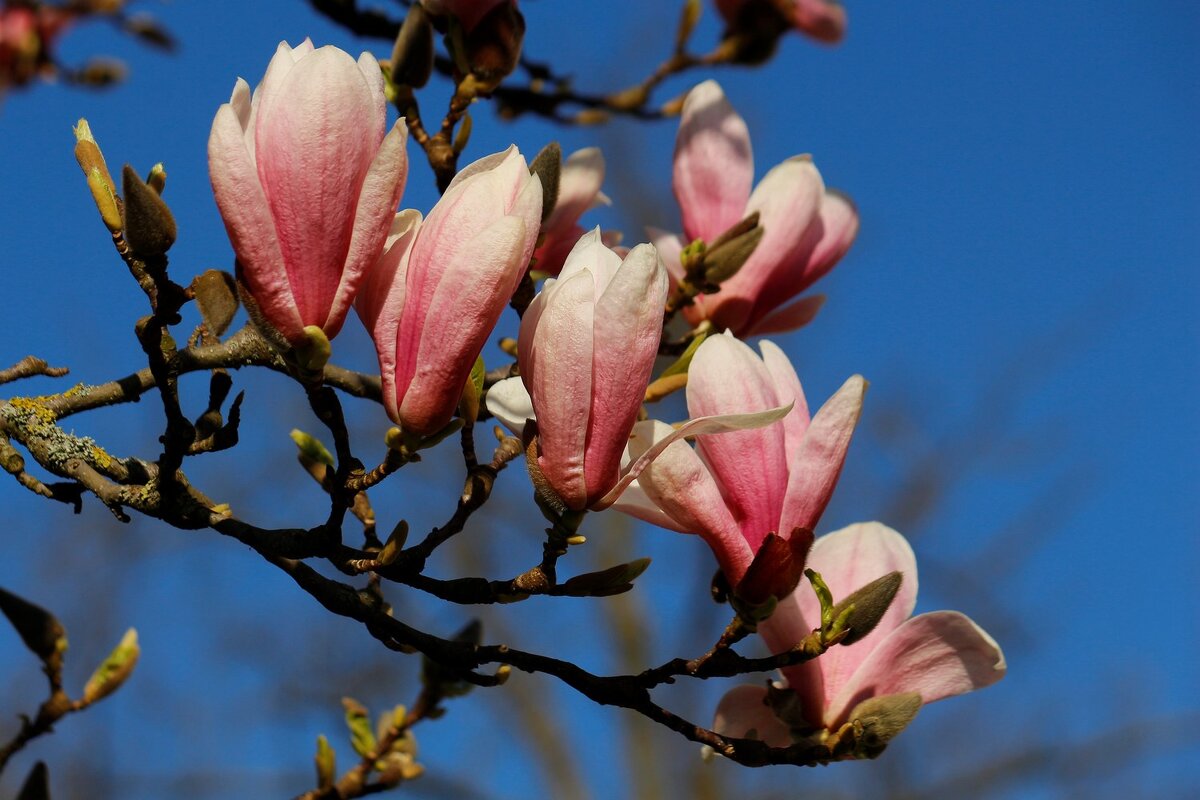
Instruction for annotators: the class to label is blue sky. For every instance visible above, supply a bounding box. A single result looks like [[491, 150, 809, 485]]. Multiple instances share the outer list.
[[1, 1, 1197, 797]]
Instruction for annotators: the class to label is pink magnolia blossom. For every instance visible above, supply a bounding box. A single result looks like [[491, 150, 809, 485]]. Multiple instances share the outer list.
[[616, 332, 865, 603], [651, 80, 858, 337], [208, 40, 409, 346], [0, 5, 73, 89], [714, 522, 1006, 745], [356, 146, 542, 437], [533, 147, 611, 276], [714, 0, 847, 45], [422, 0, 511, 34], [487, 229, 667, 510]]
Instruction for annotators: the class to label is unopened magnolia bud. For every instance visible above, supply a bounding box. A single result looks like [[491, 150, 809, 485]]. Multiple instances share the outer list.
[[293, 325, 332, 373], [529, 141, 562, 223], [82, 628, 139, 704], [290, 429, 335, 467], [677, 0, 702, 49], [703, 221, 764, 285], [191, 269, 239, 338], [73, 119, 123, 232], [17, 761, 49, 800], [121, 164, 176, 257], [314, 735, 335, 790], [458, 355, 486, 423], [463, 1, 524, 89], [342, 697, 376, 757], [0, 587, 67, 664], [829, 571, 903, 646], [392, 3, 434, 87], [147, 162, 166, 194], [376, 520, 409, 566], [847, 692, 922, 758], [556, 557, 651, 597]]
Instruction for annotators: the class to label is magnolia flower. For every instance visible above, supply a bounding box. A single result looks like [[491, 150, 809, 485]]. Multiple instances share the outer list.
[[651, 80, 857, 337], [0, 4, 73, 90], [208, 40, 409, 347], [617, 332, 865, 604], [714, 0, 847, 45], [356, 146, 541, 437], [487, 229, 667, 510], [714, 522, 1006, 749], [533, 148, 611, 276]]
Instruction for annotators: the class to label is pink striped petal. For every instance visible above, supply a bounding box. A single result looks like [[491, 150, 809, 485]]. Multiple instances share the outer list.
[[825, 611, 1006, 728], [758, 339, 810, 455], [745, 294, 826, 337], [779, 374, 866, 535], [626, 420, 753, 581], [544, 147, 606, 235], [673, 80, 754, 243], [609, 478, 691, 534], [208, 104, 301, 341], [399, 215, 529, 435], [529, 269, 596, 508], [583, 243, 667, 505], [713, 685, 792, 748], [645, 227, 685, 285], [688, 332, 789, 551], [355, 210, 421, 421], [254, 46, 381, 326], [327, 120, 409, 337]]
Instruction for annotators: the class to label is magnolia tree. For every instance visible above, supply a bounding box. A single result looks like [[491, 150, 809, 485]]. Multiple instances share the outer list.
[[0, 0, 1005, 796]]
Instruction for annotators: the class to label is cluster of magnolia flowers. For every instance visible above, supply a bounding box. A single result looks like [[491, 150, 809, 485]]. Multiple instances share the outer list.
[[207, 40, 1004, 756]]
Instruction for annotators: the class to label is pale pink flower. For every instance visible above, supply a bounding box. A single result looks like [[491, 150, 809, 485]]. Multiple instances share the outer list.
[[356, 146, 542, 436], [714, 522, 1006, 745], [651, 80, 857, 337], [208, 40, 409, 346], [714, 0, 847, 45], [487, 229, 667, 510], [533, 147, 611, 276], [0, 5, 72, 88], [616, 332, 865, 603]]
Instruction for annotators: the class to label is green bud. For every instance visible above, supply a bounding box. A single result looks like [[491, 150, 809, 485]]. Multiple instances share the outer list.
[[529, 141, 562, 223], [121, 164, 176, 257], [290, 429, 335, 467], [0, 587, 68, 665], [16, 761, 49, 800], [314, 735, 335, 790], [805, 568, 835, 629], [702, 213, 762, 285], [458, 355, 486, 424], [293, 325, 331, 373], [847, 692, 922, 758], [452, 110, 473, 157], [147, 162, 166, 195], [376, 520, 409, 566], [342, 697, 377, 758], [829, 571, 903, 646], [82, 628, 139, 705], [73, 120, 123, 233]]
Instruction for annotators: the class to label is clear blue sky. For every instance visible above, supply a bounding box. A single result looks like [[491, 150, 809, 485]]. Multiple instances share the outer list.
[[1, 1, 1197, 797]]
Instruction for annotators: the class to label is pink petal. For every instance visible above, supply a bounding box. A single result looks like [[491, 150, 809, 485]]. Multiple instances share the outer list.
[[711, 157, 825, 335], [208, 103, 301, 341], [745, 294, 827, 337], [527, 269, 596, 509], [544, 147, 606, 236], [758, 339, 810, 455], [645, 227, 685, 285], [595, 400, 793, 511], [713, 685, 792, 748], [583, 243, 667, 506], [757, 594, 825, 728], [825, 611, 1006, 728], [687, 332, 790, 552], [779, 374, 866, 536], [399, 215, 530, 435], [802, 522, 918, 713], [254, 46, 381, 327], [354, 210, 421, 422], [793, 0, 848, 44], [327, 120, 409, 337], [804, 190, 859, 285], [625, 420, 753, 581], [609, 477, 691, 534], [673, 80, 754, 243]]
